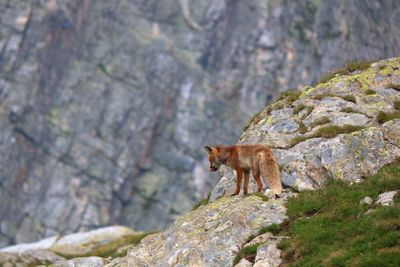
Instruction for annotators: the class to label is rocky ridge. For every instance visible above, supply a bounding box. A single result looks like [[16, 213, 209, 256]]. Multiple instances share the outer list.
[[2, 57, 399, 266], [2, 0, 400, 247]]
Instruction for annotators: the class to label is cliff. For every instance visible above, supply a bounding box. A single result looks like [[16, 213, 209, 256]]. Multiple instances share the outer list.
[[1, 0, 400, 248], [1, 57, 399, 266]]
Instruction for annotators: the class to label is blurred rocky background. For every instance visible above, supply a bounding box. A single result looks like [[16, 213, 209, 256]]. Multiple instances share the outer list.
[[0, 0, 399, 247]]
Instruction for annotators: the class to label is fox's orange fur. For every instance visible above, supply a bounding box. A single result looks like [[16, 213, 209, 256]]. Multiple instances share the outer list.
[[204, 145, 282, 195]]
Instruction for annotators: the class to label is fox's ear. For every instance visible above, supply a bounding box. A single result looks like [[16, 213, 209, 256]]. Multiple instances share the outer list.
[[204, 146, 213, 153]]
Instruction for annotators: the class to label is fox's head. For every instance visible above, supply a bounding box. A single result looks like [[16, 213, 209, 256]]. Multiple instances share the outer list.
[[204, 146, 221, 172]]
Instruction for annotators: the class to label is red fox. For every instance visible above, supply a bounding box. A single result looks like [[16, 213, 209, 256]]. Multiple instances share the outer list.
[[204, 145, 282, 195]]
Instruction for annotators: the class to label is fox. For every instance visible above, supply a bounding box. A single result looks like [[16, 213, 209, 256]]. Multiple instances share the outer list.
[[204, 145, 282, 195]]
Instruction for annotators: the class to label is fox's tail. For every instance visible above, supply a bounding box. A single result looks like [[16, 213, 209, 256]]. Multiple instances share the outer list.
[[259, 152, 283, 195]]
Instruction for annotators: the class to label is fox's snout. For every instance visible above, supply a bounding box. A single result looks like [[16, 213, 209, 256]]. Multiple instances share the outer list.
[[209, 166, 218, 172]]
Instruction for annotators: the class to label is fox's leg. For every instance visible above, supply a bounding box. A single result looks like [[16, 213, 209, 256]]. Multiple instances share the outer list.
[[233, 168, 243, 196], [243, 170, 250, 195], [252, 162, 263, 192]]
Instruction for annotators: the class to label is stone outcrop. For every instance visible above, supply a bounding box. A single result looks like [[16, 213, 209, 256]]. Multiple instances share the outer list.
[[212, 57, 400, 198], [1, 57, 399, 266], [1, 0, 400, 250], [0, 226, 144, 266]]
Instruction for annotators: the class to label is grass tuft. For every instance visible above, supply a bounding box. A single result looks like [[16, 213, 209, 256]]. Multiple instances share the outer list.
[[310, 116, 331, 128], [315, 60, 373, 86], [243, 112, 263, 132], [366, 89, 377, 95], [233, 243, 262, 266], [290, 125, 365, 147], [385, 83, 400, 91], [394, 100, 400, 111], [298, 121, 308, 134], [293, 104, 306, 115], [314, 124, 365, 138], [313, 94, 356, 103], [341, 95, 357, 103], [377, 111, 400, 124], [278, 158, 400, 266], [191, 192, 211, 211], [277, 91, 302, 105]]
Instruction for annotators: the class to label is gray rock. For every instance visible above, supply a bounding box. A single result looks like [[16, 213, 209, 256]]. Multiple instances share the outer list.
[[1, 236, 58, 254], [235, 258, 253, 267], [113, 194, 289, 266], [51, 257, 106, 267], [2, 0, 400, 249], [254, 242, 282, 267], [376, 191, 398, 206], [360, 196, 373, 205]]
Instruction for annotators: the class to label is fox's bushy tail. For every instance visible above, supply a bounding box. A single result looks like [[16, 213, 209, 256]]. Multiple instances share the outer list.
[[259, 152, 282, 194]]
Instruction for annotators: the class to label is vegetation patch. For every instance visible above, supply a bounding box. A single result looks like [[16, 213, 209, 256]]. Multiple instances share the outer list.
[[394, 100, 400, 111], [341, 95, 357, 103], [377, 111, 400, 124], [277, 91, 302, 105], [310, 116, 331, 128], [385, 83, 400, 91], [290, 125, 366, 147], [297, 121, 308, 134], [366, 89, 377, 95], [301, 106, 314, 120], [290, 135, 310, 147], [312, 94, 356, 103], [314, 124, 365, 138], [233, 242, 263, 266], [191, 192, 211, 211], [340, 107, 361, 114], [58, 230, 160, 259], [274, 158, 400, 266], [315, 60, 373, 86], [293, 104, 307, 115], [243, 112, 263, 132]]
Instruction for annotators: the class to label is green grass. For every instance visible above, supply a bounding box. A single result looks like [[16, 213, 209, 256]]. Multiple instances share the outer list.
[[277, 91, 302, 105], [315, 60, 373, 86], [301, 106, 314, 120], [293, 104, 307, 115], [377, 111, 400, 124], [394, 101, 400, 111], [243, 112, 262, 132], [310, 116, 331, 128], [233, 243, 263, 265], [58, 230, 160, 259], [312, 94, 356, 103], [314, 125, 365, 138], [341, 95, 357, 103], [385, 83, 400, 91], [366, 89, 377, 95], [276, 158, 400, 267], [298, 121, 308, 134], [290, 125, 366, 147], [340, 107, 360, 114], [191, 192, 211, 211]]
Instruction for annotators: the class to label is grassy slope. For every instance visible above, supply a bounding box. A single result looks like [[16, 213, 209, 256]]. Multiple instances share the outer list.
[[277, 158, 400, 267]]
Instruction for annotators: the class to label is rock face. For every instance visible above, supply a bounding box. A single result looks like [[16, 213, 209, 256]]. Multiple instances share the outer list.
[[1, 0, 400, 248], [212, 57, 400, 198], [0, 226, 144, 266], [1, 57, 399, 266]]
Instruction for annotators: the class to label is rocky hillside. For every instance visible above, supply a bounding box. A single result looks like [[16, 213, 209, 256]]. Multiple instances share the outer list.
[[1, 57, 399, 266], [1, 0, 400, 248]]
